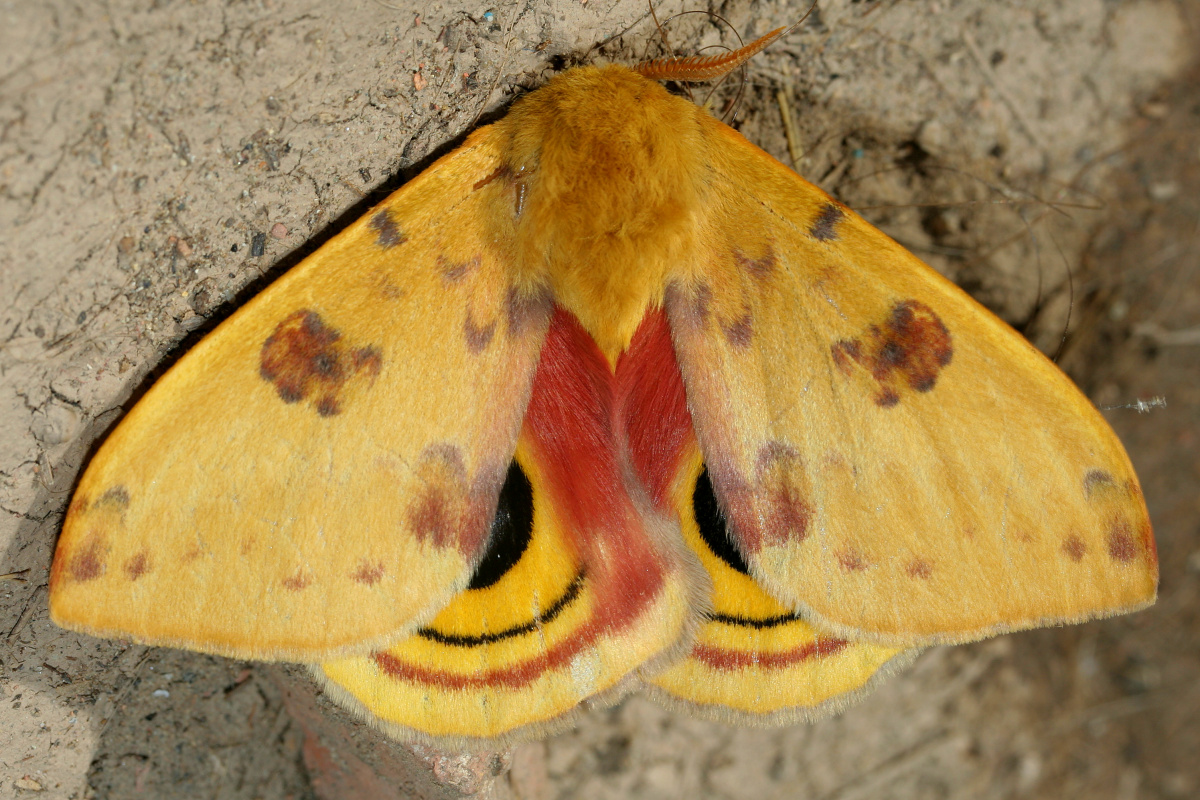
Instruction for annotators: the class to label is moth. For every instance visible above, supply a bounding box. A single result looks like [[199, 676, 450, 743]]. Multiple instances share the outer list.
[[50, 28, 1156, 748]]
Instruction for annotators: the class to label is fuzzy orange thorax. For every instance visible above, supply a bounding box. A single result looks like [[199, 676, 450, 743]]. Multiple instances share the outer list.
[[495, 65, 716, 361]]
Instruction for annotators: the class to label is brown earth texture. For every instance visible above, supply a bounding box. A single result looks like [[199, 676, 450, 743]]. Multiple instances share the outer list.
[[2, 0, 1198, 798]]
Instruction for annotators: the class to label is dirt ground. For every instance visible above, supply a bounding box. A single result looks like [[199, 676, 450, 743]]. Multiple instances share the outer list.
[[1, 0, 1197, 797]]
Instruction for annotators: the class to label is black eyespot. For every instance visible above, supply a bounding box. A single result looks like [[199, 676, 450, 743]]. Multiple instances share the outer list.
[[694, 467, 751, 575], [467, 461, 534, 590]]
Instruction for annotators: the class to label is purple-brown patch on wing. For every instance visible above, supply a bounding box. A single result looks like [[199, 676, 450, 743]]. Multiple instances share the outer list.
[[664, 281, 712, 330], [752, 442, 813, 547], [352, 560, 386, 586], [260, 310, 382, 416], [70, 535, 107, 582], [374, 272, 406, 301], [504, 286, 552, 339], [831, 300, 953, 407], [408, 487, 460, 550], [1062, 534, 1087, 562], [1107, 520, 1139, 563], [440, 254, 482, 283], [906, 558, 933, 579], [1083, 469, 1117, 499], [831, 340, 862, 374], [124, 551, 150, 580], [405, 444, 490, 553], [722, 312, 753, 348], [352, 346, 382, 376], [810, 202, 845, 242], [369, 208, 406, 249], [282, 569, 311, 591], [464, 311, 497, 354], [733, 245, 777, 280], [97, 486, 130, 509], [838, 549, 870, 571]]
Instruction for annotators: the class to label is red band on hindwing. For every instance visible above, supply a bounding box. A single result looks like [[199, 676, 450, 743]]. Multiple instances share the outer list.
[[376, 307, 682, 691]]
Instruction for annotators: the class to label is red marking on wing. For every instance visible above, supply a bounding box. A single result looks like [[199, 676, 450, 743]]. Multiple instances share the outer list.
[[754, 443, 812, 546], [376, 634, 595, 690], [409, 491, 457, 546], [402, 444, 505, 557], [376, 308, 677, 691], [615, 310, 694, 510], [472, 164, 512, 191], [692, 637, 849, 671]]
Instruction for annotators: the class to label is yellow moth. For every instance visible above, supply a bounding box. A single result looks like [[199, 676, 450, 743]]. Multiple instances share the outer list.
[[50, 28, 1156, 748]]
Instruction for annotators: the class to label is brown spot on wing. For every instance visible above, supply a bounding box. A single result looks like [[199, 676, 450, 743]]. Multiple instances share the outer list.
[[838, 549, 870, 571], [408, 487, 460, 549], [373, 271, 406, 300], [405, 445, 493, 554], [352, 346, 382, 376], [260, 310, 382, 416], [721, 312, 753, 348], [1084, 469, 1117, 498], [747, 443, 813, 548], [124, 551, 150, 580], [733, 245, 777, 280], [464, 311, 497, 353], [832, 300, 953, 407], [1062, 534, 1087, 561], [1107, 521, 1139, 563], [440, 255, 481, 283], [664, 281, 711, 330], [283, 569, 311, 591], [369, 208, 406, 249], [504, 286, 552, 339], [810, 202, 845, 241], [70, 535, 107, 582], [352, 561, 386, 586], [906, 558, 933, 579], [97, 486, 130, 509]]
